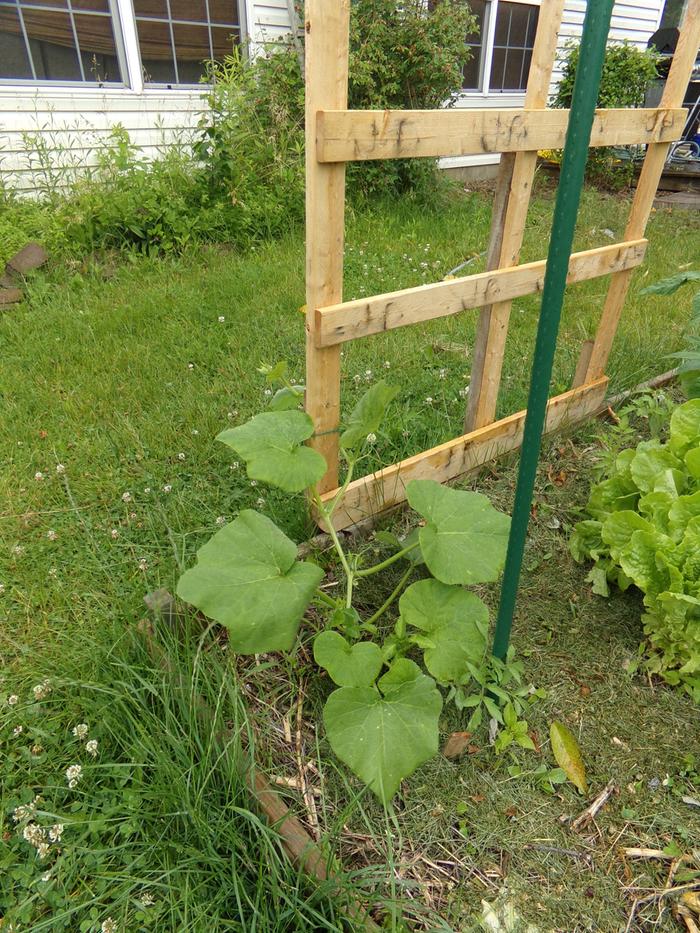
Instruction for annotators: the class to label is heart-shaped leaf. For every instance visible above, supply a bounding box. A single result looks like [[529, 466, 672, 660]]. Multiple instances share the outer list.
[[340, 381, 399, 450], [268, 385, 305, 412], [323, 658, 442, 803], [217, 410, 326, 492], [399, 579, 488, 683], [406, 480, 510, 585], [550, 721, 588, 795], [313, 631, 383, 687], [176, 510, 323, 653]]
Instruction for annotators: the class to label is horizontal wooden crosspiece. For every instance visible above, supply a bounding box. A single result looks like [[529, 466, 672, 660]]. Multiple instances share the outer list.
[[316, 107, 685, 162], [315, 239, 647, 347]]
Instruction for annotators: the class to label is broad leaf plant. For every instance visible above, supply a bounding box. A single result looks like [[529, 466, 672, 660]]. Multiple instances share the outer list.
[[177, 364, 511, 802]]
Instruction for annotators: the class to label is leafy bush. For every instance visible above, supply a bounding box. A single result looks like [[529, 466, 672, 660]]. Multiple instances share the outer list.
[[570, 397, 700, 700], [176, 365, 522, 803], [550, 40, 659, 190]]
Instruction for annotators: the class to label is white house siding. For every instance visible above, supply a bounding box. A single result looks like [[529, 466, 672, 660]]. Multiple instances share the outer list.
[[0, 0, 667, 190], [0, 0, 293, 192]]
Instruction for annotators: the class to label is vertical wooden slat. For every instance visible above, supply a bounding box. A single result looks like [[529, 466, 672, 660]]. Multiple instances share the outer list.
[[576, 0, 700, 385], [465, 0, 567, 432], [304, 0, 351, 493]]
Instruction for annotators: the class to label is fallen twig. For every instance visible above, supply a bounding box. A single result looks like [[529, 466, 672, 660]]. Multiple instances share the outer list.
[[572, 780, 616, 831], [525, 843, 593, 866]]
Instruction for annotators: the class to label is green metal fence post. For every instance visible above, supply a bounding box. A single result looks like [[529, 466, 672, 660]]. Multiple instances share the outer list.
[[492, 0, 616, 660]]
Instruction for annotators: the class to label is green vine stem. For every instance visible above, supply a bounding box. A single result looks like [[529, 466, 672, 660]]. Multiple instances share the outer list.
[[354, 541, 419, 578], [364, 565, 413, 629]]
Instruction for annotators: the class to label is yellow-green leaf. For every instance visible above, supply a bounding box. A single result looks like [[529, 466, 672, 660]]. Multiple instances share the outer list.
[[549, 721, 588, 795]]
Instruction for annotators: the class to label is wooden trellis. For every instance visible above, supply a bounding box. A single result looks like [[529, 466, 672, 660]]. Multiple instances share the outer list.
[[304, 0, 700, 531]]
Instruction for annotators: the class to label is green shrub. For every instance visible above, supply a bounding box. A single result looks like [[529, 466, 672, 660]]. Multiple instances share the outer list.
[[551, 40, 659, 190], [570, 397, 700, 701]]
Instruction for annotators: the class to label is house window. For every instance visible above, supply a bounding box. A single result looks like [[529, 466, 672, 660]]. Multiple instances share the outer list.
[[463, 0, 539, 94], [0, 0, 123, 82], [133, 0, 241, 86]]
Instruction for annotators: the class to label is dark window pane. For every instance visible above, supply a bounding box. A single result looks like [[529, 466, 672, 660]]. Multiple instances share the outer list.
[[503, 3, 530, 45], [0, 7, 33, 78], [173, 21, 209, 82], [494, 2, 511, 44], [20, 0, 68, 8], [137, 18, 177, 83], [465, 0, 486, 42], [209, 0, 238, 25], [211, 24, 236, 59], [462, 0, 487, 90], [72, 0, 110, 11], [490, 46, 506, 89], [526, 6, 538, 46], [133, 0, 168, 17], [462, 49, 481, 90], [170, 0, 207, 20], [23, 9, 82, 79], [75, 13, 121, 82]]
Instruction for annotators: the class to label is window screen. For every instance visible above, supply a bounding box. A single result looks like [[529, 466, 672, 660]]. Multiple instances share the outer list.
[[0, 0, 122, 82], [489, 1, 538, 92], [133, 0, 240, 86]]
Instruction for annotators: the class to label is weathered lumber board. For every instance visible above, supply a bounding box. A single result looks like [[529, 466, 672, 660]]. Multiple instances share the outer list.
[[318, 378, 608, 531], [316, 107, 685, 163], [315, 240, 647, 347]]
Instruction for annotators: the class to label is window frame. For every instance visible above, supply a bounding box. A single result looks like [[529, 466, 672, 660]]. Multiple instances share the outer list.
[[460, 0, 541, 99], [0, 0, 247, 89]]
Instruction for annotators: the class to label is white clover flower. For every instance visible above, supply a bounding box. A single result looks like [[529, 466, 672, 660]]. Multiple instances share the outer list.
[[218, 315, 225, 323], [230, 461, 239, 470], [425, 397, 433, 404], [250, 480, 258, 487], [138, 558, 148, 572], [48, 568, 58, 578], [256, 497, 265, 507], [383, 360, 391, 369], [438, 368, 447, 380], [121, 491, 132, 503], [101, 919, 117, 933], [8, 695, 19, 706], [141, 891, 156, 907], [13, 803, 34, 822], [46, 530, 58, 541], [85, 739, 98, 757], [191, 429, 199, 436], [23, 822, 45, 847], [366, 433, 377, 444], [66, 764, 82, 788], [55, 463, 65, 474], [177, 452, 186, 461], [111, 529, 120, 539], [162, 484, 172, 494], [49, 824, 64, 842], [263, 389, 272, 398], [459, 386, 470, 398], [37, 842, 50, 859], [0, 583, 5, 595], [41, 870, 51, 882], [188, 363, 195, 370], [72, 723, 88, 739], [143, 486, 152, 494], [33, 680, 51, 700], [12, 545, 24, 556], [35, 471, 44, 481], [31, 744, 43, 756], [215, 516, 226, 526], [227, 410, 238, 419], [13, 725, 23, 736], [353, 374, 361, 384]]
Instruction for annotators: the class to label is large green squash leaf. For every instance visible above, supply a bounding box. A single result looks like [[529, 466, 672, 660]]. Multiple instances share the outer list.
[[406, 480, 510, 585], [313, 631, 383, 687], [399, 579, 488, 683], [176, 510, 323, 653], [670, 399, 700, 457], [217, 410, 326, 492], [323, 658, 442, 803], [550, 721, 587, 795], [340, 381, 399, 450]]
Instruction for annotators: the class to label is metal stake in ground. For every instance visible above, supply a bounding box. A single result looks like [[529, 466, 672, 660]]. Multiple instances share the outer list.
[[492, 0, 616, 660]]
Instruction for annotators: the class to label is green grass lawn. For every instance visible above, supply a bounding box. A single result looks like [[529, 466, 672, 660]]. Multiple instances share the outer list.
[[2, 185, 700, 931]]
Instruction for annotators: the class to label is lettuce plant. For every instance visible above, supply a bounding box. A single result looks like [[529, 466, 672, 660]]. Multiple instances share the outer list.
[[176, 368, 511, 802], [570, 398, 700, 700]]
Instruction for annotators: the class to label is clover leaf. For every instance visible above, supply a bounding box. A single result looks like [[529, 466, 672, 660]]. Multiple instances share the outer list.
[[340, 381, 399, 450], [406, 479, 510, 585], [176, 510, 323, 653], [313, 631, 383, 687], [399, 579, 488, 683], [323, 658, 441, 803], [217, 410, 326, 492]]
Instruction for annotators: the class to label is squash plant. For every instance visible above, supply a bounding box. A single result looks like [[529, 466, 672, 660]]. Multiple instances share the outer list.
[[177, 369, 511, 802]]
